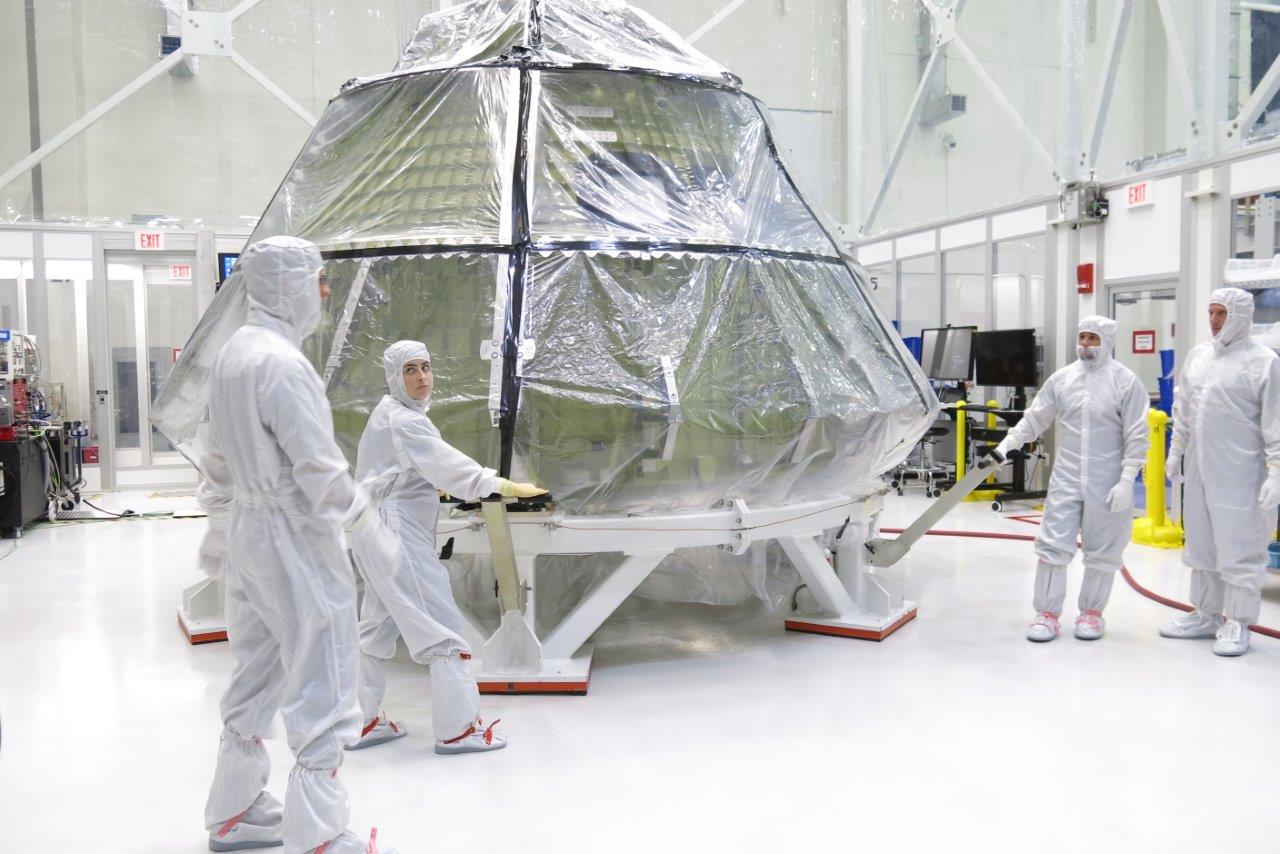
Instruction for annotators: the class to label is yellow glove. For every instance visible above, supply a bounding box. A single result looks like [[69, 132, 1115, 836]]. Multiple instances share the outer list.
[[495, 477, 548, 499]]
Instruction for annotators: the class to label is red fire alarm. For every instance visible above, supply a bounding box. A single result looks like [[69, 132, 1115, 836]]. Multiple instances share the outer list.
[[1076, 262, 1095, 294]]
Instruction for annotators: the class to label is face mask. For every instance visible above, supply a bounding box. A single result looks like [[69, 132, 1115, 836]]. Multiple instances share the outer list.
[[1077, 344, 1101, 363]]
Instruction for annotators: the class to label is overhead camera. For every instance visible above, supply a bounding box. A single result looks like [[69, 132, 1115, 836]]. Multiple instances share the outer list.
[[939, 131, 957, 150]]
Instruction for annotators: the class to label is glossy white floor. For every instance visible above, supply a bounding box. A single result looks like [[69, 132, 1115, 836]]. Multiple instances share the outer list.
[[3, 489, 1279, 853]]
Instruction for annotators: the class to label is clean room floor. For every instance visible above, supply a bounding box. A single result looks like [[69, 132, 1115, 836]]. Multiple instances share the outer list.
[[3, 490, 1279, 853]]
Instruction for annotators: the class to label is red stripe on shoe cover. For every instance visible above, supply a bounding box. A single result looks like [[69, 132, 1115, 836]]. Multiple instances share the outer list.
[[367, 827, 379, 854], [361, 717, 380, 737], [483, 719, 501, 745], [389, 720, 400, 734], [314, 842, 329, 854], [216, 810, 245, 838], [441, 724, 477, 745]]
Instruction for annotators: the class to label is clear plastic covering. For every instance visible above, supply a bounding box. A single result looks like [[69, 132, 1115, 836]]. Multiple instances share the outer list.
[[531, 72, 834, 252], [154, 0, 937, 522], [382, 0, 728, 83], [514, 251, 928, 513], [254, 69, 517, 251]]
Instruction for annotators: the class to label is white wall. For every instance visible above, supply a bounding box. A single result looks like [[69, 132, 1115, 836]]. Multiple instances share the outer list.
[[2, 0, 847, 229]]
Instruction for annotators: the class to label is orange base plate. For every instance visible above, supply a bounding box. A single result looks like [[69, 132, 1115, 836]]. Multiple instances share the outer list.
[[784, 608, 918, 641]]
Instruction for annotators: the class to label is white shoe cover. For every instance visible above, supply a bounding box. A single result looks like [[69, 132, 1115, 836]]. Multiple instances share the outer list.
[[1159, 611, 1222, 639], [435, 717, 507, 755], [1026, 612, 1060, 642], [1074, 610, 1105, 640], [1213, 619, 1251, 657], [313, 828, 397, 853], [345, 714, 407, 751], [208, 791, 283, 851]]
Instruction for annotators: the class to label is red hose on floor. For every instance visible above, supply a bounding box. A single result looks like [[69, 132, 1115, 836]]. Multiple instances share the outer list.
[[879, 523, 1280, 640]]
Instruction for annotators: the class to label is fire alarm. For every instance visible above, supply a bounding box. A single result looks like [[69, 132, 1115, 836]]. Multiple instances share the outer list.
[[1077, 262, 1095, 294]]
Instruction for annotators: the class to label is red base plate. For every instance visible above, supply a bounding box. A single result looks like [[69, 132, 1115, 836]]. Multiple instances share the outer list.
[[178, 614, 228, 645], [477, 680, 589, 695], [784, 607, 918, 641]]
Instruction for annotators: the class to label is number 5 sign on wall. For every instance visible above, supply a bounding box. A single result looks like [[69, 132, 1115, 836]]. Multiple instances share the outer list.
[[1133, 330, 1156, 354]]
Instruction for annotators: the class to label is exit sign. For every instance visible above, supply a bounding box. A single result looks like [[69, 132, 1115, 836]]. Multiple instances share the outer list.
[[135, 231, 165, 250], [170, 263, 192, 280], [1125, 181, 1152, 209]]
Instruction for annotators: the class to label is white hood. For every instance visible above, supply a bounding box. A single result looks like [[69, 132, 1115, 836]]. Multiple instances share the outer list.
[[383, 339, 432, 412], [1076, 315, 1116, 370], [241, 235, 324, 346], [1210, 286, 1255, 352]]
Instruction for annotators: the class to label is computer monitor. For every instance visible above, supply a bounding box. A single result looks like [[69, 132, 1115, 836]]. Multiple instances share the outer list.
[[919, 326, 975, 381], [217, 252, 240, 284], [973, 329, 1039, 387]]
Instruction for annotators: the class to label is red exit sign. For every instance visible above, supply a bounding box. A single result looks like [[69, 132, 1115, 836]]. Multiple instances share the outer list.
[[1125, 181, 1152, 208], [135, 230, 165, 250], [170, 264, 192, 280]]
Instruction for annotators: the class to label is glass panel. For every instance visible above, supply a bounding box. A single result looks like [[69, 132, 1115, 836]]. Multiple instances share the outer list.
[[0, 260, 22, 329], [863, 262, 897, 326], [993, 235, 1046, 335], [943, 245, 986, 329], [252, 68, 515, 250], [42, 258, 92, 425], [1090, 0, 1196, 178], [1232, 1, 1280, 142], [514, 251, 931, 514], [144, 266, 199, 457], [307, 253, 504, 468], [897, 255, 938, 338], [1112, 287, 1177, 394], [107, 278, 140, 456], [531, 71, 836, 253], [1230, 191, 1280, 259]]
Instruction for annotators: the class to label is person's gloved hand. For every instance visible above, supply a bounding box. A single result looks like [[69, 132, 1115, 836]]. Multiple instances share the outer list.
[[1165, 452, 1183, 484], [197, 512, 229, 577], [346, 505, 401, 579], [993, 437, 1018, 463], [495, 478, 549, 499], [1259, 471, 1280, 509], [1105, 466, 1140, 514]]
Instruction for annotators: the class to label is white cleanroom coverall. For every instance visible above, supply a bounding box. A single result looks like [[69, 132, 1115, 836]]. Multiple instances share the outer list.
[[996, 316, 1150, 622], [352, 340, 500, 744], [1168, 287, 1280, 627], [199, 236, 399, 854]]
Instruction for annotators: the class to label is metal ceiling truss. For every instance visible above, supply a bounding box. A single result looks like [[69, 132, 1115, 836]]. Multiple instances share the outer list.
[[1, 0, 315, 195]]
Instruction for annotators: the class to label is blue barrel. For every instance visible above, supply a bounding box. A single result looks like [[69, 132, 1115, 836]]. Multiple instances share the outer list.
[[1158, 377, 1174, 415], [904, 336, 923, 363], [1269, 542, 1280, 570], [1160, 348, 1175, 378]]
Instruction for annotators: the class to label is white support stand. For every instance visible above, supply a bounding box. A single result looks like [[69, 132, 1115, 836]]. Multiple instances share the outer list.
[[177, 575, 228, 644], [781, 518, 917, 641], [437, 490, 898, 694], [170, 490, 914, 684]]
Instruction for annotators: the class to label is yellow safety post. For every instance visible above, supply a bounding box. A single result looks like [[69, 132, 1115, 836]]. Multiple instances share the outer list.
[[954, 400, 967, 483], [1132, 408, 1184, 548], [968, 399, 1005, 502]]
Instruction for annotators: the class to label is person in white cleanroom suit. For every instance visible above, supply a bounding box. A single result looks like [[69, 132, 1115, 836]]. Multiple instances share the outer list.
[[199, 236, 400, 854], [348, 339, 546, 754], [1160, 287, 1280, 656], [995, 316, 1149, 642]]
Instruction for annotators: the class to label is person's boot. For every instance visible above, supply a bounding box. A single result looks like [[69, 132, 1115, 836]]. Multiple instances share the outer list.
[[345, 714, 407, 750], [1074, 609, 1105, 640], [1026, 611, 1060, 642], [1212, 619, 1251, 657], [435, 717, 507, 755]]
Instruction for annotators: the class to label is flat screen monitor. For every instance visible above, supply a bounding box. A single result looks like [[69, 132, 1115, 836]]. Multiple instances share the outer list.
[[919, 326, 975, 381], [217, 252, 239, 284], [973, 329, 1039, 387]]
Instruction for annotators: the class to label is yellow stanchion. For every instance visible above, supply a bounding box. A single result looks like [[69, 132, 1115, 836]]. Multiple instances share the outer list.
[[954, 400, 967, 482], [960, 399, 1004, 502], [1133, 408, 1183, 548]]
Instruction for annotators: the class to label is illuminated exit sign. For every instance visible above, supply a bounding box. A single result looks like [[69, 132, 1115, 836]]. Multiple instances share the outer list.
[[170, 263, 192, 280], [135, 231, 165, 250], [1125, 181, 1152, 209]]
